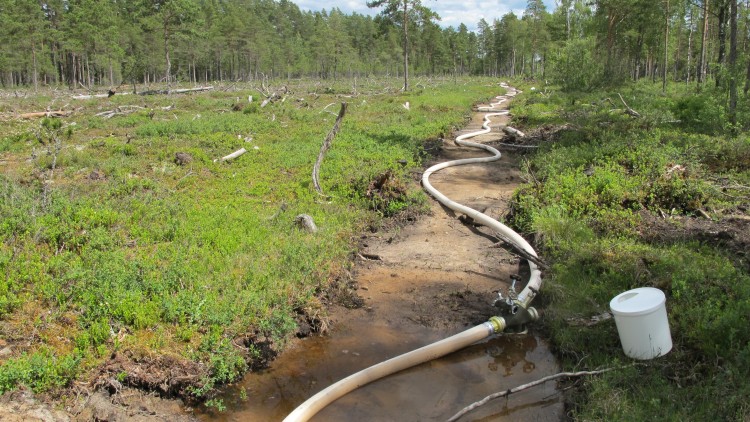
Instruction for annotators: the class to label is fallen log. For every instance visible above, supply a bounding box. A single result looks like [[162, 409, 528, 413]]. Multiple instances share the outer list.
[[72, 92, 131, 100], [618, 93, 641, 118], [214, 147, 247, 163], [19, 110, 71, 119], [139, 86, 214, 96], [312, 103, 347, 196]]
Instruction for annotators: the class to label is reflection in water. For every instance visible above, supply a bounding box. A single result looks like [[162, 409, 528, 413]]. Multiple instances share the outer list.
[[486, 335, 538, 376], [198, 318, 562, 422]]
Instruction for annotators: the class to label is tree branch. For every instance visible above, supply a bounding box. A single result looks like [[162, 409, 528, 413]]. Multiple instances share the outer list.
[[447, 367, 628, 422], [312, 103, 347, 196]]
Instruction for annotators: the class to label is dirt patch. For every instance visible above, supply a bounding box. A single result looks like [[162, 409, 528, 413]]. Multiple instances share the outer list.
[[72, 390, 196, 422], [0, 389, 73, 422], [639, 211, 750, 270], [332, 99, 534, 334]]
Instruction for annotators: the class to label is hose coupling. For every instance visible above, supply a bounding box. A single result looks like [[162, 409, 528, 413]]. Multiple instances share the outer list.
[[487, 316, 507, 334]]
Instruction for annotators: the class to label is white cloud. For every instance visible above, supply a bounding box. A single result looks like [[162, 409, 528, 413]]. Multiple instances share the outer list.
[[292, 0, 553, 32]]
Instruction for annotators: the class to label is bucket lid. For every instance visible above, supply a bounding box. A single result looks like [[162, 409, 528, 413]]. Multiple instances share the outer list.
[[609, 287, 666, 316]]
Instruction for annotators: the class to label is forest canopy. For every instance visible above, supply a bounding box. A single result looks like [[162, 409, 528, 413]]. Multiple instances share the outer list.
[[2, 0, 749, 99]]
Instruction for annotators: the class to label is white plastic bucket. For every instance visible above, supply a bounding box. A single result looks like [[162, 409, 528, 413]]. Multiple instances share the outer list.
[[609, 287, 672, 360]]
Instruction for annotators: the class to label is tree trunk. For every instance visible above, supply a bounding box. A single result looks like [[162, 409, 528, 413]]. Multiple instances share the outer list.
[[86, 55, 92, 88], [635, 31, 644, 80], [32, 42, 39, 91], [109, 55, 114, 87], [663, 0, 669, 92], [164, 26, 171, 86], [606, 8, 618, 78], [699, 0, 709, 83], [686, 7, 694, 84], [744, 56, 750, 95], [674, 7, 683, 80], [728, 0, 737, 125], [402, 0, 409, 91], [716, 0, 728, 87]]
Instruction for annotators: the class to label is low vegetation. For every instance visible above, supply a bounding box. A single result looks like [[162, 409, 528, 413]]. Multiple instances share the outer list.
[[0, 78, 501, 402], [508, 80, 750, 420]]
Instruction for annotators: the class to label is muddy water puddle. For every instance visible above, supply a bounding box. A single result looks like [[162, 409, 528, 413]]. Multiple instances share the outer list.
[[198, 316, 562, 421]]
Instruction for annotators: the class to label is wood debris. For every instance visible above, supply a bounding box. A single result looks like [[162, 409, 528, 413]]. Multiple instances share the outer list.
[[214, 147, 247, 163], [95, 105, 144, 119], [139, 86, 214, 96], [19, 110, 71, 119]]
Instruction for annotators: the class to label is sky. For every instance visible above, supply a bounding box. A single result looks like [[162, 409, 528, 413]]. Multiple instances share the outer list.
[[292, 0, 558, 33]]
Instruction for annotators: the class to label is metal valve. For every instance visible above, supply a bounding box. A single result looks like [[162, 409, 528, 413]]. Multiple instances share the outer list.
[[493, 276, 521, 316]]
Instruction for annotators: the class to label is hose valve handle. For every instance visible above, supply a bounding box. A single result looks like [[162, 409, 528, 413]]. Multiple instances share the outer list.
[[506, 279, 518, 305], [493, 291, 505, 308]]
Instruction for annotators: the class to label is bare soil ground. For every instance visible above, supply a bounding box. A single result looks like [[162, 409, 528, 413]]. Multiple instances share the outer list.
[[339, 109, 530, 331]]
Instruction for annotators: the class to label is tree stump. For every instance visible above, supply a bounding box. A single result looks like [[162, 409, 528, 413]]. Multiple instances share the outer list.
[[174, 152, 193, 166], [295, 214, 318, 233]]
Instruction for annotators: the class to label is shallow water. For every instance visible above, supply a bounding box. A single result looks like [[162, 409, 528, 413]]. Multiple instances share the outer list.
[[198, 314, 563, 421]]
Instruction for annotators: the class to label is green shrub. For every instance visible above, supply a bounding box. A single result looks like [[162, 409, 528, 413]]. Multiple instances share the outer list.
[[0, 350, 80, 394], [671, 93, 727, 134], [549, 37, 605, 92]]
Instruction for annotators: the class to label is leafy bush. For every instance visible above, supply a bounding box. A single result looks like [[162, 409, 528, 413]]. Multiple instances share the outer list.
[[671, 93, 727, 135], [0, 350, 81, 394]]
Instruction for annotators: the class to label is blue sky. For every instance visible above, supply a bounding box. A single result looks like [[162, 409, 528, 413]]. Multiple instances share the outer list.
[[293, 0, 558, 32]]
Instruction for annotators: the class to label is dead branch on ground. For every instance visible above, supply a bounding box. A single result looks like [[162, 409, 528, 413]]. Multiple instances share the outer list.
[[72, 92, 132, 100], [214, 147, 247, 163], [139, 86, 214, 96], [312, 103, 347, 196], [20, 110, 71, 119], [566, 312, 613, 326], [267, 202, 288, 221], [447, 367, 629, 422], [503, 126, 526, 138], [618, 93, 641, 117], [95, 105, 145, 119], [320, 102, 338, 116], [489, 239, 549, 270], [261, 85, 288, 108], [78, 81, 94, 92], [603, 95, 641, 118]]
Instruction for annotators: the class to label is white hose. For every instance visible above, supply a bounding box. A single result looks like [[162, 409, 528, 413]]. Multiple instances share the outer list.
[[422, 93, 542, 307], [283, 88, 542, 422], [283, 324, 494, 422]]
